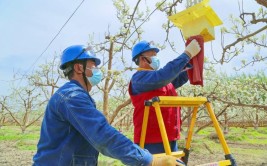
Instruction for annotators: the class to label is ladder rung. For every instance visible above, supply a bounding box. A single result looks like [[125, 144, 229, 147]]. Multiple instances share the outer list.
[[156, 96, 208, 106], [155, 104, 202, 107], [196, 160, 231, 166], [153, 151, 185, 158]]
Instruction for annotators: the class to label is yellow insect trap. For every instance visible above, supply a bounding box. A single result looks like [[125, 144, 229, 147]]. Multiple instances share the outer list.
[[168, 0, 222, 42]]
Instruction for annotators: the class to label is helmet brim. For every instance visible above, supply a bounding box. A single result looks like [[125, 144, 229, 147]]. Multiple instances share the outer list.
[[92, 58, 101, 66], [144, 47, 160, 53], [132, 47, 160, 61]]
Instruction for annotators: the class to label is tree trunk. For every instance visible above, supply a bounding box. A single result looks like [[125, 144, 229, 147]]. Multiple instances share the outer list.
[[21, 126, 26, 134], [223, 112, 229, 134], [254, 110, 259, 130], [103, 41, 114, 117], [185, 107, 192, 140]]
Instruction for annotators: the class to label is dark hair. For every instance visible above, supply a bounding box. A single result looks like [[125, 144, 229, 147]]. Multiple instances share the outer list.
[[133, 55, 141, 65], [64, 60, 85, 80]]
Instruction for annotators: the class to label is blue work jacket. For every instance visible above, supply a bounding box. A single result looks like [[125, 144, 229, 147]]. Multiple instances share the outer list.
[[33, 80, 152, 166], [131, 53, 191, 95]]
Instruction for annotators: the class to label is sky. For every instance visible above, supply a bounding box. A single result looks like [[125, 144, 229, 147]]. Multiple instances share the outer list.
[[0, 0, 266, 96]]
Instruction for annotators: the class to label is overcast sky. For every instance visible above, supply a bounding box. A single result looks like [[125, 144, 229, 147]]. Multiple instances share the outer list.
[[0, 0, 266, 96]]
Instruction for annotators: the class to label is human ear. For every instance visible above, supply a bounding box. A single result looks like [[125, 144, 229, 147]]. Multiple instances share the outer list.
[[74, 64, 83, 73]]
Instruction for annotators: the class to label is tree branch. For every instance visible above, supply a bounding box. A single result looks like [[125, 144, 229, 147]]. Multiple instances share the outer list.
[[212, 96, 267, 110], [256, 0, 267, 7], [109, 98, 131, 124], [26, 112, 44, 128], [112, 108, 132, 126], [121, 0, 142, 46], [1, 104, 21, 126], [234, 56, 267, 70], [240, 12, 267, 24], [195, 104, 230, 133], [221, 25, 267, 64]]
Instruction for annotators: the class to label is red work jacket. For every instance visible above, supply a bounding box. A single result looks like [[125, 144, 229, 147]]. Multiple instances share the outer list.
[[129, 82, 182, 143]]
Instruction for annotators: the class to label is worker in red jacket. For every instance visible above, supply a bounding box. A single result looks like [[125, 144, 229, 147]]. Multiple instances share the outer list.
[[129, 40, 201, 154]]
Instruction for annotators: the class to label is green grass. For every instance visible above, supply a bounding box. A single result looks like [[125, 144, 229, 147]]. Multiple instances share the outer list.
[[1, 126, 267, 165], [197, 127, 214, 135], [192, 127, 267, 145], [224, 127, 267, 144], [0, 126, 40, 150], [16, 140, 38, 150], [225, 133, 248, 141]]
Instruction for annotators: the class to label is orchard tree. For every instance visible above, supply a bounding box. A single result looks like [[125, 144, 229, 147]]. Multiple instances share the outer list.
[[0, 96, 9, 128], [28, 55, 63, 100], [86, 0, 169, 125], [0, 55, 62, 133], [88, 0, 267, 129], [151, 0, 267, 132], [220, 0, 267, 69], [156, 0, 267, 69], [0, 86, 46, 133], [178, 68, 267, 132]]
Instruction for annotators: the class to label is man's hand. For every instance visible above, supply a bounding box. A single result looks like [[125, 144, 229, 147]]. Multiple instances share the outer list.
[[185, 39, 201, 59], [151, 155, 185, 166]]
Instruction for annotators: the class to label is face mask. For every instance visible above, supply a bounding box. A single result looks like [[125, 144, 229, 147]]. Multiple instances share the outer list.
[[148, 56, 160, 70], [86, 68, 103, 86]]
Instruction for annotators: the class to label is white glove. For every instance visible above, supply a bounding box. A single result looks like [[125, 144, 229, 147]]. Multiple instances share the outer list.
[[185, 39, 201, 59], [151, 155, 185, 166]]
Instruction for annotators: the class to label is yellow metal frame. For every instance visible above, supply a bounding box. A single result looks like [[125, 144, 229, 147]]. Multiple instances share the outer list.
[[139, 96, 236, 166]]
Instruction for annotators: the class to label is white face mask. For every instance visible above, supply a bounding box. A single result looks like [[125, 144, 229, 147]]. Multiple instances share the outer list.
[[86, 67, 103, 86], [143, 56, 160, 70]]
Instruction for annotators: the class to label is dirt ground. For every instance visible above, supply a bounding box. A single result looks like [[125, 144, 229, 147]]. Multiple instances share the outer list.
[[0, 141, 34, 166], [187, 141, 267, 166], [0, 140, 267, 166]]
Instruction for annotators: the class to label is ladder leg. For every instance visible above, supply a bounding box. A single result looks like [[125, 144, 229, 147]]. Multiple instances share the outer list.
[[182, 107, 198, 165], [140, 105, 150, 149], [153, 102, 172, 155], [185, 107, 198, 149], [205, 102, 230, 155], [205, 102, 237, 166]]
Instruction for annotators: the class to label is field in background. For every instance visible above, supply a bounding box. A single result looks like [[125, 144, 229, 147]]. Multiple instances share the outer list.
[[0, 126, 267, 166]]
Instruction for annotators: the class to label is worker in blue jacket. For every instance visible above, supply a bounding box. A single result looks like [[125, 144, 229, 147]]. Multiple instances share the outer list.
[[33, 45, 184, 166]]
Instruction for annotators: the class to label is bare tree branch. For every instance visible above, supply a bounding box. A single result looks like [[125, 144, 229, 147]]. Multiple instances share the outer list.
[[195, 104, 230, 133], [234, 56, 267, 70], [111, 104, 132, 126], [256, 0, 267, 7], [0, 102, 21, 126], [221, 25, 267, 64], [103, 40, 114, 116], [109, 98, 131, 124], [25, 112, 44, 128], [212, 96, 267, 110], [247, 38, 267, 48], [240, 12, 267, 24], [124, 0, 142, 37]]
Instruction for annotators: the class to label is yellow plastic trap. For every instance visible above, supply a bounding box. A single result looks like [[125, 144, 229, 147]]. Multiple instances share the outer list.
[[168, 0, 222, 42]]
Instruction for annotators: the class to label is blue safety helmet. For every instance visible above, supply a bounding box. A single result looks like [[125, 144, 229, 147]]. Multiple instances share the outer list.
[[132, 41, 160, 61], [60, 45, 101, 70]]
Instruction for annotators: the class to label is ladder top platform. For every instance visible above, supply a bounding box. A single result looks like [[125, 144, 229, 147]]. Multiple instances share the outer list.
[[148, 96, 208, 107]]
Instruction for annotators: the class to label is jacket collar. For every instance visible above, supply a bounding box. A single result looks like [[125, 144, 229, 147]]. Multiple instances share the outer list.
[[137, 67, 153, 71], [70, 79, 84, 90]]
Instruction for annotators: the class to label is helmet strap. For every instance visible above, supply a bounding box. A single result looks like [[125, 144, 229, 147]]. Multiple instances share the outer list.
[[81, 61, 89, 92], [63, 65, 73, 77], [142, 56, 151, 64]]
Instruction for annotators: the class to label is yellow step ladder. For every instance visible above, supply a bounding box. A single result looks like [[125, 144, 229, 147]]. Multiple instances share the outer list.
[[139, 96, 237, 166]]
